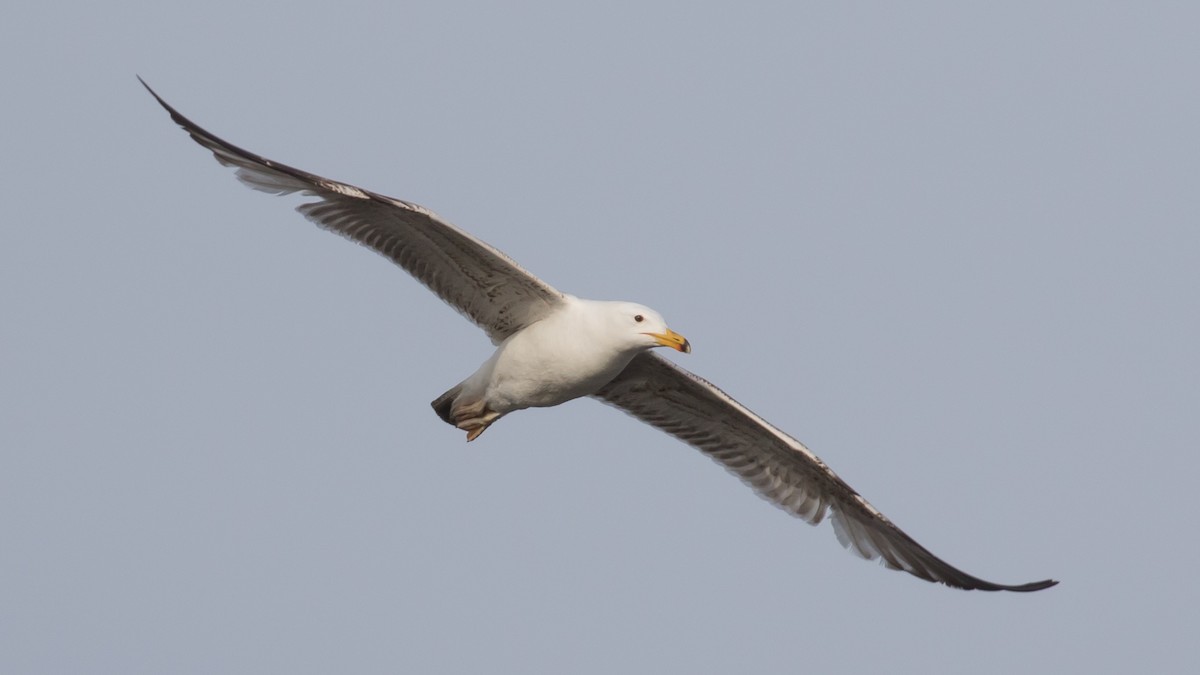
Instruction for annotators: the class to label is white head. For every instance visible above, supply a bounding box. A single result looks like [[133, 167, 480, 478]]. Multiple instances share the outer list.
[[602, 301, 691, 354]]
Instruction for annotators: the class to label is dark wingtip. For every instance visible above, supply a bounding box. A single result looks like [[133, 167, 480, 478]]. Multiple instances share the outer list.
[[959, 577, 1058, 592], [135, 76, 252, 166], [137, 76, 178, 118], [1001, 578, 1059, 593], [137, 75, 158, 100]]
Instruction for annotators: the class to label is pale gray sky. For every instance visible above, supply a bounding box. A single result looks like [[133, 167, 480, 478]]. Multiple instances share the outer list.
[[3, 2, 1198, 673]]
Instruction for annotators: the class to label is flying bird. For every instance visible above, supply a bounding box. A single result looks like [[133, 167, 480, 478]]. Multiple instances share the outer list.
[[141, 78, 1057, 592]]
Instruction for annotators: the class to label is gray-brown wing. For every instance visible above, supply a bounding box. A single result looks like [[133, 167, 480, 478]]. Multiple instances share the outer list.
[[594, 353, 1057, 592], [142, 78, 563, 343]]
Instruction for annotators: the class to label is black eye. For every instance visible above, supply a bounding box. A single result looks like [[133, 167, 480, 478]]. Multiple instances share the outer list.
[[634, 314, 644, 323]]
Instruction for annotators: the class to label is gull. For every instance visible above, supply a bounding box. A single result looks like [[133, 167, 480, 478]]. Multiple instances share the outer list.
[[141, 78, 1057, 592]]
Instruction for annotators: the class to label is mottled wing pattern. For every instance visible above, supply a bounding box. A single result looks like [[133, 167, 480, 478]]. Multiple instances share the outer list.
[[595, 353, 1057, 592], [142, 78, 563, 343]]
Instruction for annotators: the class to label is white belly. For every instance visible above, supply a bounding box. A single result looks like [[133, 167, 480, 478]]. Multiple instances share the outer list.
[[480, 314, 636, 412]]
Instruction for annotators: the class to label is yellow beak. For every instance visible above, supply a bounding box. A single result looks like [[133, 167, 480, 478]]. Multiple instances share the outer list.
[[646, 329, 691, 353]]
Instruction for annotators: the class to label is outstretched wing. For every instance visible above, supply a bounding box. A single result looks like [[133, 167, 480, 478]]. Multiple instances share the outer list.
[[595, 353, 1057, 592], [142, 78, 563, 343]]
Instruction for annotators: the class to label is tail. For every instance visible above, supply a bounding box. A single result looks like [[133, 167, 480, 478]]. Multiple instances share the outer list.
[[431, 384, 463, 425]]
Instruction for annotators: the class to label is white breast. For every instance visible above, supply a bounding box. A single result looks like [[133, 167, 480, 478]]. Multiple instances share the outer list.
[[482, 297, 639, 411]]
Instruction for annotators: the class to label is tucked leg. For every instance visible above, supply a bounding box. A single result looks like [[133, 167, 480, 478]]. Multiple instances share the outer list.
[[450, 397, 502, 442], [457, 408, 502, 442]]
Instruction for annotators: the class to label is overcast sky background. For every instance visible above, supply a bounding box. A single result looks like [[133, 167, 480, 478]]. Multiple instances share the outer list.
[[3, 2, 1198, 673]]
